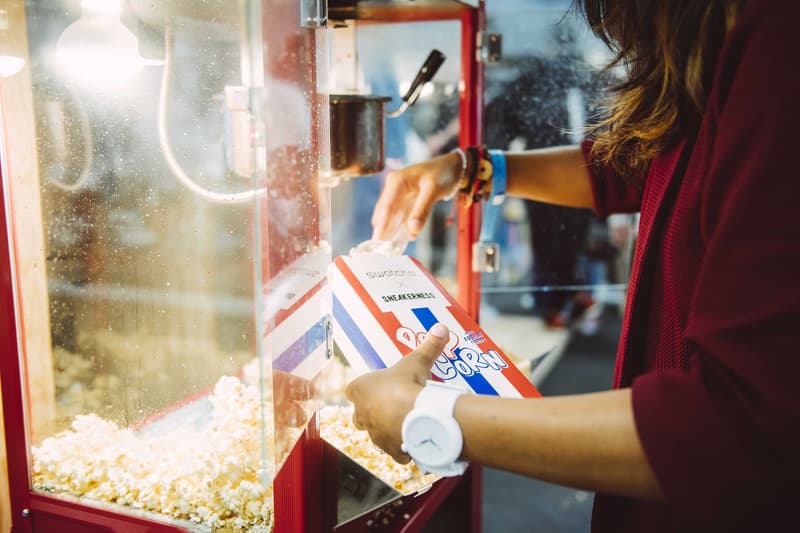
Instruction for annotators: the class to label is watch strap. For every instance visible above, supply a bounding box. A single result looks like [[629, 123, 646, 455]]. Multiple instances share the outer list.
[[420, 460, 468, 477], [414, 380, 466, 416]]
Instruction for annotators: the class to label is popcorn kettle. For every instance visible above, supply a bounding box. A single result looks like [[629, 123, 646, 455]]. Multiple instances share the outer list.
[[329, 49, 445, 178]]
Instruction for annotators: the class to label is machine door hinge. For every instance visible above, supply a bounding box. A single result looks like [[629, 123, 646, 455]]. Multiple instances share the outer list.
[[325, 318, 334, 360], [476, 32, 502, 63]]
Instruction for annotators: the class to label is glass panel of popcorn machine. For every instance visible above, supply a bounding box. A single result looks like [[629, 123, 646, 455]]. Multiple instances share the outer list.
[[0, 0, 329, 529]]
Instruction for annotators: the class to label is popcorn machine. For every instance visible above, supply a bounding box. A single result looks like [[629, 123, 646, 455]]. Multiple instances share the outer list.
[[0, 0, 485, 531]]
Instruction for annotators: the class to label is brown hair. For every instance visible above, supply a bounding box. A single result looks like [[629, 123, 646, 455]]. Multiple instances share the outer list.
[[577, 0, 745, 178]]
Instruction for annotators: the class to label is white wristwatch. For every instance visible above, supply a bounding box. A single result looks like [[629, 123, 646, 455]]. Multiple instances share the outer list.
[[401, 380, 471, 476]]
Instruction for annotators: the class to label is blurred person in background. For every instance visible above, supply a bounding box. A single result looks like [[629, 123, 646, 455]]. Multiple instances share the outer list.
[[347, 1, 800, 531], [484, 51, 601, 329]]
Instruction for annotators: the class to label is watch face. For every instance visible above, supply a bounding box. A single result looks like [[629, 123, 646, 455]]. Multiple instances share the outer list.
[[403, 414, 454, 467]]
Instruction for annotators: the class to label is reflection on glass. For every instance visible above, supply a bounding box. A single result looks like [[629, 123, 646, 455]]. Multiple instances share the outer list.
[[1, 0, 330, 529]]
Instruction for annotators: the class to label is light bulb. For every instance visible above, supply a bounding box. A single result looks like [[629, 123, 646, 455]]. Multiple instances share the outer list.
[[55, 0, 143, 87]]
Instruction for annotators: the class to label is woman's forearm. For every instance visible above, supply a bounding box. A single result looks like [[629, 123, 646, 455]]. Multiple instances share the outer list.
[[505, 145, 595, 208], [371, 144, 595, 240], [455, 388, 663, 500]]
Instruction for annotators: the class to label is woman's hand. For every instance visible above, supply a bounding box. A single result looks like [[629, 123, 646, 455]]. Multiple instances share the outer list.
[[345, 323, 450, 463], [371, 152, 463, 241]]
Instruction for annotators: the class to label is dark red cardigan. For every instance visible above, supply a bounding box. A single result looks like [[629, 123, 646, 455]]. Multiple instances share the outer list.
[[584, 1, 800, 531]]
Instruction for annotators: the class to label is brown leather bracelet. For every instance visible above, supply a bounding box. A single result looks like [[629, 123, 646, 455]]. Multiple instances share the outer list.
[[459, 146, 480, 195], [450, 148, 467, 188]]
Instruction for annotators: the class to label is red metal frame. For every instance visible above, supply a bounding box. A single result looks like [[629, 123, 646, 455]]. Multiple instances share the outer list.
[[27, 494, 189, 532], [456, 4, 485, 321], [457, 6, 485, 533], [1, 105, 34, 533], [274, 415, 323, 533]]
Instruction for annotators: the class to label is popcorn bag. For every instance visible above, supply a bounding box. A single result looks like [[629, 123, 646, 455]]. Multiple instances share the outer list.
[[330, 253, 541, 399]]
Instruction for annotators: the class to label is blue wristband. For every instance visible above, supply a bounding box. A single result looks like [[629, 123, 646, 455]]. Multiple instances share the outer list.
[[478, 149, 507, 245], [488, 149, 507, 206]]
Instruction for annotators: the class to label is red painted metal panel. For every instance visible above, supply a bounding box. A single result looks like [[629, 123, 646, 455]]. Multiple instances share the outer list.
[[456, 5, 485, 321], [457, 5, 486, 532], [29, 494, 189, 532], [32, 513, 107, 533], [303, 417, 324, 533], [274, 415, 323, 533], [468, 462, 483, 533], [1, 80, 34, 533]]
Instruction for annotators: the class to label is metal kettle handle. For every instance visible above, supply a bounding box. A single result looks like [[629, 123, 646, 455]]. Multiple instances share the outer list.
[[387, 49, 446, 118]]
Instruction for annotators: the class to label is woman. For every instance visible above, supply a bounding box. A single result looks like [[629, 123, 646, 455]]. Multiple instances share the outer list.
[[346, 0, 800, 531]]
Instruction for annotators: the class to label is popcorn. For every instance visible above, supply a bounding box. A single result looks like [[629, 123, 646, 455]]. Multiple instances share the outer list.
[[34, 355, 430, 529], [320, 405, 437, 494], [32, 377, 274, 531]]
